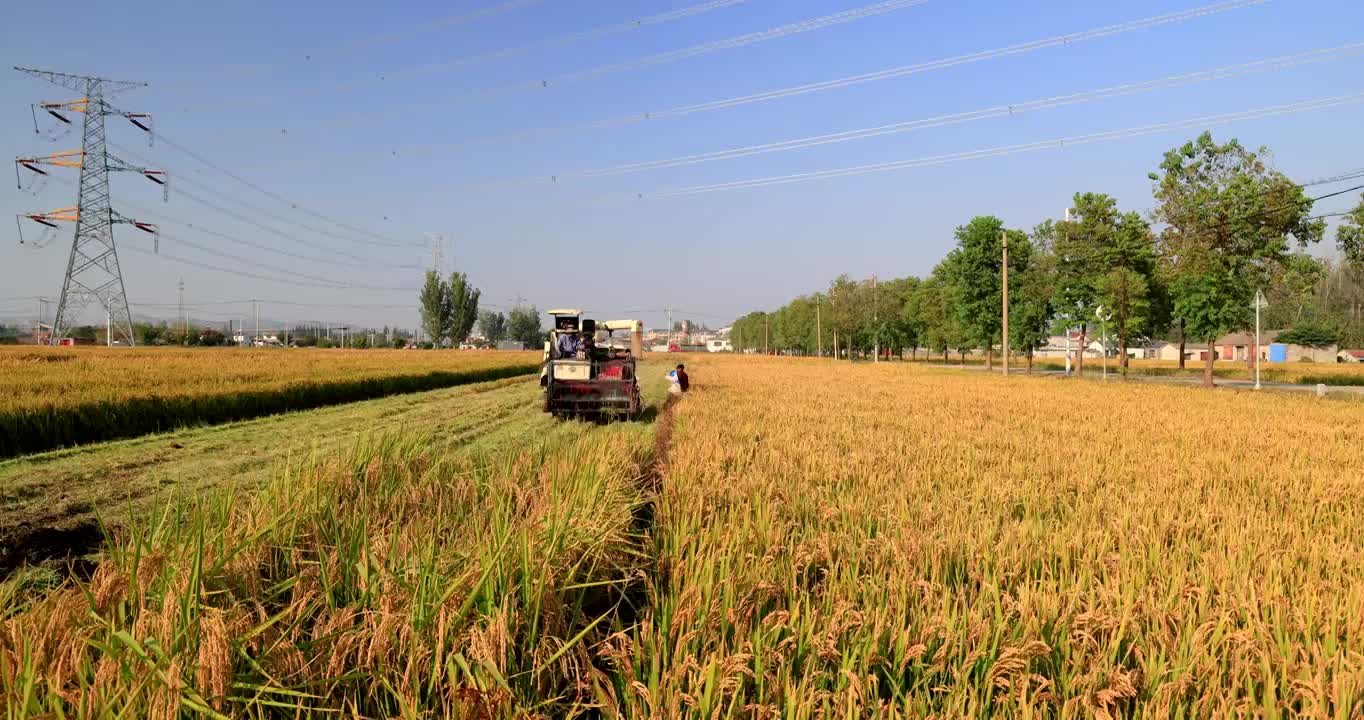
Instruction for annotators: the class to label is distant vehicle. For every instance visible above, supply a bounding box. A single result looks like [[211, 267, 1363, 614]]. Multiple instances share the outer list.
[[540, 309, 644, 420]]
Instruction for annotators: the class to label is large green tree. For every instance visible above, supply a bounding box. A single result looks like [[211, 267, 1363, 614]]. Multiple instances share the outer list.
[[506, 305, 543, 349], [1264, 253, 1326, 329], [478, 310, 507, 343], [1338, 193, 1364, 265], [446, 271, 481, 344], [418, 270, 450, 346], [908, 270, 957, 363], [941, 216, 1029, 370], [774, 296, 818, 355], [1010, 224, 1059, 373], [1053, 193, 1158, 373], [827, 274, 863, 359], [1151, 132, 1323, 386]]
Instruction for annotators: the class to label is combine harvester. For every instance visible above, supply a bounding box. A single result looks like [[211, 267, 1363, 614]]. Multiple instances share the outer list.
[[540, 309, 645, 420]]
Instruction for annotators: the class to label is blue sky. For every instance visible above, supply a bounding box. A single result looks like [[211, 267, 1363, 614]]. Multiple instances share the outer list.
[[3, 0, 1363, 331]]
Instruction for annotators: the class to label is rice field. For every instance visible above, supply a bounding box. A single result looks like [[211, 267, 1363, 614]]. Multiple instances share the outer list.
[[915, 354, 1364, 385], [0, 347, 540, 411], [4, 354, 1363, 717], [0, 347, 539, 457], [631, 356, 1364, 717]]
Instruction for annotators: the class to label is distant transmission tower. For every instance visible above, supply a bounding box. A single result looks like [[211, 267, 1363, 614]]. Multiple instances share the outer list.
[[13, 67, 164, 346]]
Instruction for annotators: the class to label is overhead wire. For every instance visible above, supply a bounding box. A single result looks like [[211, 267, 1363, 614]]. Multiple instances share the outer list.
[[111, 141, 411, 255], [132, 298, 524, 311], [149, 231, 417, 290], [640, 0, 1270, 118], [44, 172, 422, 271], [312, 0, 934, 127], [466, 42, 1364, 188], [132, 126, 426, 250], [376, 0, 1269, 156], [579, 43, 1364, 179], [228, 0, 757, 104], [122, 244, 419, 292], [155, 0, 544, 91], [647, 91, 1364, 197]]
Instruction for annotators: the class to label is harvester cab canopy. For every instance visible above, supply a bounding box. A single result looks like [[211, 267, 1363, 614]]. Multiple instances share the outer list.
[[548, 309, 584, 333]]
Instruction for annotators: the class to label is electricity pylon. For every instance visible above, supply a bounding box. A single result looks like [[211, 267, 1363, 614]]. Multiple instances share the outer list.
[[14, 67, 162, 346]]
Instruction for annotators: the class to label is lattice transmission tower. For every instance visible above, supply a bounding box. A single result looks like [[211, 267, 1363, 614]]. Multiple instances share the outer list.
[[14, 67, 164, 346]]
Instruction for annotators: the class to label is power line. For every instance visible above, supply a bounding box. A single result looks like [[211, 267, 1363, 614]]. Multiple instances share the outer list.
[[576, 43, 1364, 179], [121, 244, 419, 292], [156, 0, 545, 91], [154, 231, 417, 290], [132, 204, 421, 271], [644, 0, 1269, 118], [132, 297, 525, 311], [1299, 169, 1364, 188], [220, 0, 755, 106], [330, 0, 545, 56], [139, 127, 425, 249], [310, 0, 933, 128], [45, 171, 420, 271], [470, 42, 1362, 189], [374, 0, 1267, 156], [648, 91, 1364, 197], [111, 140, 411, 254]]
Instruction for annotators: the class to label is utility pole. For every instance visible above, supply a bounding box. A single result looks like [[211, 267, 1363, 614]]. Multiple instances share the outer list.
[[178, 277, 186, 344], [1253, 289, 1268, 390], [666, 307, 673, 348], [14, 67, 162, 346], [105, 296, 112, 347], [253, 299, 259, 346], [816, 296, 823, 358], [872, 274, 879, 363], [1001, 229, 1009, 377], [764, 315, 769, 355], [35, 296, 47, 341]]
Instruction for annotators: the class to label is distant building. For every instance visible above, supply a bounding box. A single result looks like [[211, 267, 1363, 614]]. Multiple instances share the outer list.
[[1338, 350, 1364, 363], [1149, 341, 1182, 362], [495, 340, 527, 351], [706, 339, 732, 352], [1036, 333, 1104, 359], [1213, 331, 1338, 364]]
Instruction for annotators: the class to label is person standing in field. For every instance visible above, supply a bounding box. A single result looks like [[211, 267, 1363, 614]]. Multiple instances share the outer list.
[[668, 363, 690, 395]]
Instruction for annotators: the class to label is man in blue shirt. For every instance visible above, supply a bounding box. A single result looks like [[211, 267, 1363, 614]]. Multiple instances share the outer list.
[[556, 332, 581, 358]]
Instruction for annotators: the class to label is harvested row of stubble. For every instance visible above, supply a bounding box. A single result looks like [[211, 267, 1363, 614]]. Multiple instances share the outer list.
[[2, 419, 657, 717], [614, 355, 1364, 718]]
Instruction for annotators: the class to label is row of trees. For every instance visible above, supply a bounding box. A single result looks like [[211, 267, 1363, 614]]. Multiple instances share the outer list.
[[477, 307, 544, 348], [732, 132, 1364, 386], [416, 269, 549, 349]]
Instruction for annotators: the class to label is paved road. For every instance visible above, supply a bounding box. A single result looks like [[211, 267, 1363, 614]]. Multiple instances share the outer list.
[[919, 363, 1364, 397]]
